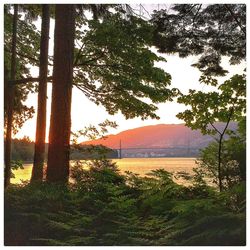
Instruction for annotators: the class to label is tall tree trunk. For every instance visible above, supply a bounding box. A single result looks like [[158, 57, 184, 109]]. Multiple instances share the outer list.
[[31, 5, 50, 182], [4, 4, 18, 188], [46, 5, 75, 183]]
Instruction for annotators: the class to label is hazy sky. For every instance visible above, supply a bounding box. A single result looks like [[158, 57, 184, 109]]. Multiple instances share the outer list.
[[14, 4, 246, 141]]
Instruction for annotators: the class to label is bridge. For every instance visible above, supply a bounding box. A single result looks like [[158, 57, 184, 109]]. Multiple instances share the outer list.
[[110, 140, 199, 158], [112, 147, 198, 150]]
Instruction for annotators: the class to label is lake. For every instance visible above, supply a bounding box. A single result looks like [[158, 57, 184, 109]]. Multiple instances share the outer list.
[[11, 158, 198, 185]]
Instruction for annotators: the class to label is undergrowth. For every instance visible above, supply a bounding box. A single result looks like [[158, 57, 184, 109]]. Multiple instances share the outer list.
[[4, 160, 246, 246]]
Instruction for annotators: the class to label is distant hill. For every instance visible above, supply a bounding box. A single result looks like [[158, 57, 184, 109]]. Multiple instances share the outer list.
[[82, 122, 237, 157]]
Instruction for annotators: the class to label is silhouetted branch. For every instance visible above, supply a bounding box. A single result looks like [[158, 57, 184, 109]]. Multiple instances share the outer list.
[[209, 121, 222, 136], [224, 4, 246, 36], [193, 4, 202, 24]]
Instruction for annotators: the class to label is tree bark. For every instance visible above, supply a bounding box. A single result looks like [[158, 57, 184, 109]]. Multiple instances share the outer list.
[[31, 5, 50, 182], [4, 4, 18, 188], [46, 5, 75, 183]]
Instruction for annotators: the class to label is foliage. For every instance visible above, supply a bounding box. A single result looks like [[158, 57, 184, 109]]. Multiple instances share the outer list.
[[10, 160, 24, 179], [4, 4, 180, 134], [71, 119, 118, 160], [176, 74, 246, 191], [151, 4, 246, 76], [11, 137, 34, 161], [71, 119, 118, 143], [224, 117, 246, 181], [177, 74, 246, 135], [74, 12, 178, 119], [198, 142, 241, 189], [196, 117, 246, 190], [70, 146, 118, 160], [5, 160, 245, 246], [4, 5, 40, 133], [10, 137, 117, 163]]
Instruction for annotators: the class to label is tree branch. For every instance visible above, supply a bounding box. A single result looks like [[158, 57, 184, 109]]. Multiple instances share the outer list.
[[74, 42, 85, 66], [192, 4, 202, 24], [221, 107, 234, 137], [224, 4, 246, 36], [209, 121, 222, 136], [139, 4, 151, 19], [8, 76, 53, 85], [5, 47, 53, 66], [74, 53, 104, 67]]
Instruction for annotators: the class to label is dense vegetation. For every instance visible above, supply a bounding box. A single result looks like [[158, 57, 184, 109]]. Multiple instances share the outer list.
[[5, 159, 245, 246], [12, 137, 34, 162]]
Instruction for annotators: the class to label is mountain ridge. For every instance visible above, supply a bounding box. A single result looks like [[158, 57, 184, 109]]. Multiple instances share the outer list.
[[82, 122, 237, 150]]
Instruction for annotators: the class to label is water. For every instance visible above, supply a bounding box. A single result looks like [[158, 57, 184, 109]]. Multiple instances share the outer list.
[[114, 157, 197, 176], [11, 158, 198, 185]]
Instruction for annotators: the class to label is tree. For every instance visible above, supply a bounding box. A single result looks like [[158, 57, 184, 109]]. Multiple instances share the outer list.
[[4, 4, 42, 186], [151, 4, 246, 77], [202, 116, 245, 189], [46, 5, 75, 183], [4, 4, 18, 188], [177, 74, 246, 191], [31, 5, 50, 182]]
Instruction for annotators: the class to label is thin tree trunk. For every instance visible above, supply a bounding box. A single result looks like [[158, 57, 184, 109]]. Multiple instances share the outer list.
[[218, 135, 223, 192], [217, 108, 234, 192], [46, 5, 75, 183], [31, 5, 50, 182], [4, 4, 18, 188]]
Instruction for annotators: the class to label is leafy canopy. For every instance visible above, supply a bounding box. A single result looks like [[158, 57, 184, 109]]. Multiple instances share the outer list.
[[74, 13, 177, 120], [151, 4, 246, 76]]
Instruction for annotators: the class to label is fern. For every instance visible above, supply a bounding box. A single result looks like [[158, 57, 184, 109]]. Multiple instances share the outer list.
[[5, 161, 246, 246]]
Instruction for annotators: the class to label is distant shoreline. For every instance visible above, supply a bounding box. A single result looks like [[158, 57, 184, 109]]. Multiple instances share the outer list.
[[21, 156, 198, 165]]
